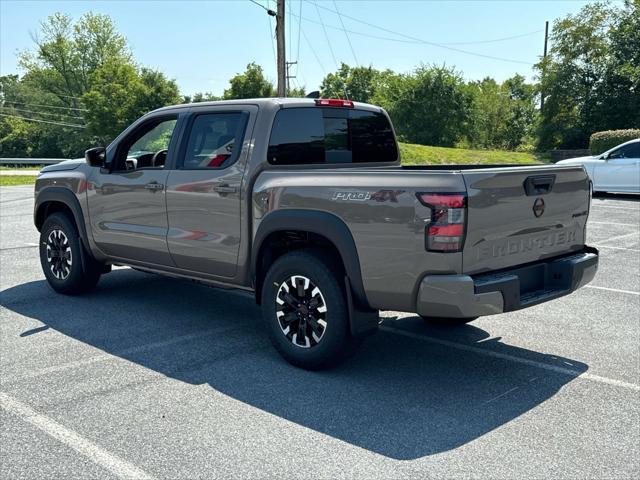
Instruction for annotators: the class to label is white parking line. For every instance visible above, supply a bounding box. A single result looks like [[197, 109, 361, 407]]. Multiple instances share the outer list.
[[589, 221, 639, 227], [0, 392, 155, 480], [597, 231, 639, 244], [585, 285, 640, 296], [6, 324, 241, 384], [591, 204, 640, 211], [380, 325, 640, 392], [592, 245, 639, 252]]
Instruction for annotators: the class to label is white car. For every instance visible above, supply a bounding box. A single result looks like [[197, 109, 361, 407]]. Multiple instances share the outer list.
[[556, 138, 640, 194]]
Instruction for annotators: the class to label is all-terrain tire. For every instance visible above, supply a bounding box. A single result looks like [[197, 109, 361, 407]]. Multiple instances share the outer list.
[[261, 249, 357, 370], [39, 212, 102, 295]]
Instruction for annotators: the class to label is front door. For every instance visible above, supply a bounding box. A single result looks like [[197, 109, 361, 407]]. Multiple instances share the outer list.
[[165, 106, 255, 278], [595, 142, 640, 193], [87, 115, 180, 265]]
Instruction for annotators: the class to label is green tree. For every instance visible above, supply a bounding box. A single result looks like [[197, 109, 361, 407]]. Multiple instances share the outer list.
[[2, 12, 180, 155], [320, 64, 380, 103], [223, 63, 274, 99], [536, 1, 639, 149], [183, 92, 221, 103], [382, 65, 474, 147], [592, 0, 640, 131], [466, 75, 537, 150], [18, 12, 129, 106], [82, 62, 180, 144]]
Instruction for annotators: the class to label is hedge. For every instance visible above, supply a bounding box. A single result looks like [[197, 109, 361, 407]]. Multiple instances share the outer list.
[[589, 129, 640, 155]]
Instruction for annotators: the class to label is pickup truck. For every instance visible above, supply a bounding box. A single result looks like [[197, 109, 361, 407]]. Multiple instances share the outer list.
[[34, 98, 599, 369]]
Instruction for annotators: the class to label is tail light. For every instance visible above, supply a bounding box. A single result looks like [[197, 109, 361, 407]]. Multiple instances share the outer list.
[[314, 98, 354, 108], [417, 193, 467, 252]]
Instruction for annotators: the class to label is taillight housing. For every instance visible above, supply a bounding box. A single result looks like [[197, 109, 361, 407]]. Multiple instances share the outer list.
[[417, 193, 467, 252]]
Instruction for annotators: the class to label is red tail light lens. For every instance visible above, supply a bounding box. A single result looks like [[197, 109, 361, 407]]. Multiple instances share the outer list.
[[314, 98, 354, 108], [417, 193, 467, 252]]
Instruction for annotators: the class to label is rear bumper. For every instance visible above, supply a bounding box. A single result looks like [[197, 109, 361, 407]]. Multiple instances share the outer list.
[[416, 247, 599, 318]]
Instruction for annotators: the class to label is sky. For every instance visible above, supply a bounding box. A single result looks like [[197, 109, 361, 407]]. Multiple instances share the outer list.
[[0, 0, 616, 97]]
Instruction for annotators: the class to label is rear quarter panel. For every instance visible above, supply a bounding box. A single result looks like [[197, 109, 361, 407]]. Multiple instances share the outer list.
[[252, 170, 467, 311]]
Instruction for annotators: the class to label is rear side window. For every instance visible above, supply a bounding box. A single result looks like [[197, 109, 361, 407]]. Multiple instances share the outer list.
[[268, 107, 398, 165], [181, 112, 248, 169]]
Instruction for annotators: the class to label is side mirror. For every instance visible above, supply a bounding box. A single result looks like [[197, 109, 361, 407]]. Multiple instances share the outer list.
[[85, 147, 106, 167]]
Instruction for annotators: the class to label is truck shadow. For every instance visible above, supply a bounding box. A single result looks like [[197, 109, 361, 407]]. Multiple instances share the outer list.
[[1, 269, 588, 460]]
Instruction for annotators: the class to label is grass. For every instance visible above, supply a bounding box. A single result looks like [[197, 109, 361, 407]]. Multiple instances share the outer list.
[[0, 165, 44, 170], [399, 142, 546, 165], [0, 175, 37, 186]]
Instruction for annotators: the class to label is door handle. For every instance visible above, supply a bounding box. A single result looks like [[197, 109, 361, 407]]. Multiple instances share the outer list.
[[144, 182, 164, 191], [212, 184, 237, 194], [524, 175, 555, 196]]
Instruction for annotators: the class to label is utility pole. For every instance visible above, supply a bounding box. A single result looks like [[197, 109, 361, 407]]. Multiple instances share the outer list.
[[276, 0, 286, 97], [541, 20, 549, 113], [286, 61, 297, 94]]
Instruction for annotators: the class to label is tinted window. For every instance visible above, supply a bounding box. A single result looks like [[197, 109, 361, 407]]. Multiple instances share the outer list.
[[182, 112, 248, 169], [618, 142, 640, 158], [268, 108, 398, 165]]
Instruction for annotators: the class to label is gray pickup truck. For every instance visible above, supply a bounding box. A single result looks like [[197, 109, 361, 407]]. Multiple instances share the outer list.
[[34, 98, 598, 369]]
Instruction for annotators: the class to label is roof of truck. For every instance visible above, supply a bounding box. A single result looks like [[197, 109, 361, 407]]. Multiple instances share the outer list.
[[152, 97, 382, 114]]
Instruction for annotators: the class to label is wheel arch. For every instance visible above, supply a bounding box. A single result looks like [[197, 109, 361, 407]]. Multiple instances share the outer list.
[[35, 187, 89, 248], [251, 209, 369, 310]]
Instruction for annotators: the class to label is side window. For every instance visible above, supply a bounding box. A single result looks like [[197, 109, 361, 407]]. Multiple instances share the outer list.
[[267, 107, 398, 165], [609, 143, 639, 159], [181, 112, 248, 169], [119, 118, 177, 170], [267, 108, 324, 165]]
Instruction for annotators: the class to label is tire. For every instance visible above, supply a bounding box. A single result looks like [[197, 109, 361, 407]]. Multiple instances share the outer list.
[[420, 315, 478, 326], [39, 212, 102, 295], [261, 249, 356, 370]]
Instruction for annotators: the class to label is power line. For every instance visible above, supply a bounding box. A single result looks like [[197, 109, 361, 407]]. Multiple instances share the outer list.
[[332, 0, 359, 66], [312, 2, 535, 65], [2, 101, 88, 112], [443, 30, 543, 46], [311, 0, 348, 99], [289, 10, 541, 49], [266, 1, 277, 71], [311, 1, 348, 98], [0, 107, 84, 120], [51, 92, 85, 100], [301, 28, 326, 76], [248, 0, 273, 14], [296, 0, 303, 75], [312, 1, 339, 69], [0, 113, 86, 129]]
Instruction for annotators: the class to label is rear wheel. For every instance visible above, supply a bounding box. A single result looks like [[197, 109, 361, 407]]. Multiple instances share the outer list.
[[420, 315, 478, 326], [261, 249, 356, 370], [39, 212, 102, 295]]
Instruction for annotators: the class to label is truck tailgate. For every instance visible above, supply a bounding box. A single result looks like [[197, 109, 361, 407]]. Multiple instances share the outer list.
[[462, 166, 590, 274]]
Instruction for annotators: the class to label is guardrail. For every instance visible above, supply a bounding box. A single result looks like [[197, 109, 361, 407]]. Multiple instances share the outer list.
[[0, 158, 70, 166]]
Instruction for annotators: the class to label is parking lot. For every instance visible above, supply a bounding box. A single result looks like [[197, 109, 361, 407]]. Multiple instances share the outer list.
[[1, 185, 638, 479]]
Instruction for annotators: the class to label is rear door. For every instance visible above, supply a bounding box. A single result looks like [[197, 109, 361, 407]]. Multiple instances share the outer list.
[[461, 166, 590, 274], [595, 142, 640, 193], [165, 105, 256, 278]]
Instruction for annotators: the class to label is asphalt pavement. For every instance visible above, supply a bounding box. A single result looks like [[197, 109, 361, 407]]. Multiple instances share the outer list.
[[1, 185, 639, 479]]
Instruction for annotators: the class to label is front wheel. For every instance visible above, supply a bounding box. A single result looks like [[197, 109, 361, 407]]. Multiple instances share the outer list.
[[39, 212, 102, 295], [261, 249, 357, 370]]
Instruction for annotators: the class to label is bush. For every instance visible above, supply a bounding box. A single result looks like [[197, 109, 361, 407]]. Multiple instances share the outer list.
[[589, 129, 640, 154]]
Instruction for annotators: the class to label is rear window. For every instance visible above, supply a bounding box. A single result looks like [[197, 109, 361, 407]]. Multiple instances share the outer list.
[[268, 107, 398, 165]]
